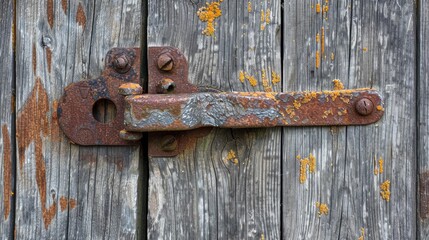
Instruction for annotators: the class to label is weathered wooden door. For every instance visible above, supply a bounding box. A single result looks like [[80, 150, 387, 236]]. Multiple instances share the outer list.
[[0, 0, 426, 239]]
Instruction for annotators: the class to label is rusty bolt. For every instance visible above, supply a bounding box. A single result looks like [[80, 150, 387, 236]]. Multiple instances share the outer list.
[[157, 54, 174, 71], [355, 98, 374, 116], [156, 78, 176, 94], [113, 55, 131, 73], [160, 135, 178, 152], [119, 83, 143, 96]]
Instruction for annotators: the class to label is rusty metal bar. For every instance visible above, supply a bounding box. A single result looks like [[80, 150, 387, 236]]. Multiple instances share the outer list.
[[124, 89, 384, 132]]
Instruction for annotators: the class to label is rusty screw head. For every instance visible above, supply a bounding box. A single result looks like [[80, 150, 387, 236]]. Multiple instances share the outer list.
[[160, 135, 178, 152], [113, 55, 131, 73], [157, 54, 174, 71], [156, 78, 176, 94], [355, 98, 374, 116]]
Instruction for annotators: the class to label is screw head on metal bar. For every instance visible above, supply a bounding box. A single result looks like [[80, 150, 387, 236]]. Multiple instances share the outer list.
[[355, 98, 374, 116]]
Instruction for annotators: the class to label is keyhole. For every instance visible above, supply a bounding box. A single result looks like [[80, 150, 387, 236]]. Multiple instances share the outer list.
[[92, 99, 117, 123]]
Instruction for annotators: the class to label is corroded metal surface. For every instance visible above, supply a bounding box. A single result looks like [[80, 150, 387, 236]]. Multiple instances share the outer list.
[[124, 89, 384, 132], [58, 48, 140, 145]]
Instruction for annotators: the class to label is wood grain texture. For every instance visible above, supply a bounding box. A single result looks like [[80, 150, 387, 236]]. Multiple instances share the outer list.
[[0, 0, 15, 239], [283, 0, 416, 239], [15, 0, 141, 239], [419, 1, 429, 239], [147, 0, 281, 239]]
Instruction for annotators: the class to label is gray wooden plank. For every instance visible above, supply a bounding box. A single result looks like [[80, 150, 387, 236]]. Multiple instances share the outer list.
[[0, 0, 15, 239], [147, 0, 281, 239], [283, 0, 416, 239], [15, 0, 141, 238], [419, 1, 429, 239]]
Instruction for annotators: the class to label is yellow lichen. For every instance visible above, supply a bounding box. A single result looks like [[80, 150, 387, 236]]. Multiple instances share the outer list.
[[225, 149, 239, 165], [299, 153, 316, 184], [322, 109, 333, 119], [379, 157, 384, 174], [358, 228, 365, 240], [260, 234, 265, 240], [293, 100, 302, 109], [262, 70, 272, 92], [332, 79, 344, 90], [316, 202, 329, 216], [337, 108, 347, 116], [247, 1, 252, 13], [376, 105, 385, 111], [246, 73, 258, 87], [331, 52, 335, 61], [271, 71, 281, 85], [374, 167, 379, 175], [316, 3, 321, 13], [316, 33, 320, 43], [363, 47, 368, 52], [239, 71, 245, 83], [323, 5, 329, 13], [197, 0, 223, 37], [265, 9, 271, 24], [286, 106, 296, 119], [380, 180, 391, 201]]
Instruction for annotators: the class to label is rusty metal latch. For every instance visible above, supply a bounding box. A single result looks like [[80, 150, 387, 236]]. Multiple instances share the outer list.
[[58, 47, 384, 156]]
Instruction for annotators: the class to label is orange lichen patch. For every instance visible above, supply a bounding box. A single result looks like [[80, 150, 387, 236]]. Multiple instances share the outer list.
[[271, 71, 281, 85], [286, 105, 296, 119], [17, 78, 65, 229], [316, 50, 320, 69], [332, 79, 344, 90], [316, 33, 320, 43], [197, 0, 223, 37], [2, 125, 11, 220], [376, 105, 384, 111], [262, 70, 272, 92], [331, 52, 335, 61], [379, 157, 384, 174], [265, 9, 271, 24], [260, 10, 266, 30], [323, 5, 329, 13], [246, 73, 258, 87], [322, 109, 333, 119], [363, 47, 368, 52], [247, 1, 252, 13], [47, 0, 54, 29], [358, 228, 365, 240], [225, 149, 239, 165], [374, 167, 379, 175], [293, 100, 301, 109], [61, 0, 68, 13], [316, 3, 321, 13], [299, 154, 316, 184], [32, 43, 37, 75], [321, 27, 325, 54], [380, 180, 391, 201], [302, 92, 317, 104], [46, 47, 52, 73], [76, 3, 86, 28], [316, 202, 329, 216], [337, 108, 347, 116], [239, 71, 245, 83]]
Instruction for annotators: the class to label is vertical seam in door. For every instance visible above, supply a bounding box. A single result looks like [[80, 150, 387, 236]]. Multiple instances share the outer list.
[[415, 0, 420, 238], [280, 0, 284, 239], [11, 0, 17, 238]]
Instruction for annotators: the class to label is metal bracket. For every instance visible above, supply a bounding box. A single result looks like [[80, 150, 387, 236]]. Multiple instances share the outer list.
[[58, 47, 384, 157]]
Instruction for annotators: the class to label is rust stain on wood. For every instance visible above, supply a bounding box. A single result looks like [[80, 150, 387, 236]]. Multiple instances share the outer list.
[[47, 0, 54, 29], [32, 43, 37, 75], [76, 3, 86, 28], [17, 77, 65, 229], [420, 171, 429, 219], [46, 47, 52, 73], [60, 196, 77, 212], [2, 125, 12, 220], [61, 0, 67, 13]]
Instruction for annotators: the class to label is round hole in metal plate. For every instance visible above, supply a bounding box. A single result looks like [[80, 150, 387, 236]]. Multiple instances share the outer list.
[[92, 99, 117, 123]]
